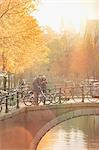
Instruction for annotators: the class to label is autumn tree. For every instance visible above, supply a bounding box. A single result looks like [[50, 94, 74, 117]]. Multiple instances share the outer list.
[[70, 35, 87, 81], [70, 20, 99, 81], [0, 0, 50, 90], [84, 20, 99, 79], [43, 27, 75, 83]]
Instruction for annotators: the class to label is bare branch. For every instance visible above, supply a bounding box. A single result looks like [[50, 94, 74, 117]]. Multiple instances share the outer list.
[[0, 0, 11, 19]]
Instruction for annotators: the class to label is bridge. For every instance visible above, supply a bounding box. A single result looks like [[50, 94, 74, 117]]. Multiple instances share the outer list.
[[0, 85, 99, 150], [0, 103, 99, 150]]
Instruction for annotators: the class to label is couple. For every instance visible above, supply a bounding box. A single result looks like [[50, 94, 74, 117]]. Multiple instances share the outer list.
[[32, 75, 47, 105]]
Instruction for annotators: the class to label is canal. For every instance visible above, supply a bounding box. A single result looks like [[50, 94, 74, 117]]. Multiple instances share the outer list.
[[37, 115, 99, 150]]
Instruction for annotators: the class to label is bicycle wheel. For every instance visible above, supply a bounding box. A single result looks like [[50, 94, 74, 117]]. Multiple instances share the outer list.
[[45, 93, 53, 105], [23, 94, 33, 106], [52, 93, 64, 104]]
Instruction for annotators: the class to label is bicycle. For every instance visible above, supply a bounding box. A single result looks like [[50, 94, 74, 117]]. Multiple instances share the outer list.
[[0, 95, 6, 112], [23, 88, 55, 106], [84, 85, 99, 102], [71, 85, 99, 103]]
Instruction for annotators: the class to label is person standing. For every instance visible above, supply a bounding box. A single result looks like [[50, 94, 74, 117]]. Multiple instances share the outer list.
[[32, 75, 42, 105], [40, 75, 47, 93]]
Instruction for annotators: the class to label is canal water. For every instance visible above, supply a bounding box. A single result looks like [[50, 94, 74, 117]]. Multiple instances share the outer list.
[[37, 116, 99, 150]]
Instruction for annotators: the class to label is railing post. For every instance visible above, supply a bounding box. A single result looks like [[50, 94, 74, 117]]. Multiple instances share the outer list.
[[81, 85, 84, 102], [16, 91, 19, 109], [10, 94, 14, 106], [5, 94, 9, 113], [59, 88, 61, 104]]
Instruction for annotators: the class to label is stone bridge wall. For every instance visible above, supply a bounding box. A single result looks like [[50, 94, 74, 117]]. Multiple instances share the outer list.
[[0, 103, 99, 150]]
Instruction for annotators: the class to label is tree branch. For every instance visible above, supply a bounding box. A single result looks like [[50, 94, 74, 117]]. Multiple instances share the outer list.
[[0, 0, 11, 19]]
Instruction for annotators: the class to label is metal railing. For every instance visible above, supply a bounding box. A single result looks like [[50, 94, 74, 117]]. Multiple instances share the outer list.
[[0, 84, 99, 113]]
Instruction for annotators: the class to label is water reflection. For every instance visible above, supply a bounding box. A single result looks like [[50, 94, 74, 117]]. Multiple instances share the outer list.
[[37, 116, 99, 150], [0, 126, 33, 150]]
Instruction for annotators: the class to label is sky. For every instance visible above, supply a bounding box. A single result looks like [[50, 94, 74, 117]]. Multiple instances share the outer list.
[[33, 0, 99, 32]]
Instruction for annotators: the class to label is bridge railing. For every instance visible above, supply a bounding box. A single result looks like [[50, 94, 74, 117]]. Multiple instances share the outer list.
[[0, 89, 22, 113], [0, 84, 99, 113]]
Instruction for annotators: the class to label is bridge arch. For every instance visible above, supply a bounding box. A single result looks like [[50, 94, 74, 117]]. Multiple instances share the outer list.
[[32, 108, 99, 150], [1, 104, 99, 150]]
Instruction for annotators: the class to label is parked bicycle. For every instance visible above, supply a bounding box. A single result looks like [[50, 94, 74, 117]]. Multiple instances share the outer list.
[[23, 87, 72, 106], [0, 95, 6, 112], [23, 88, 54, 106]]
